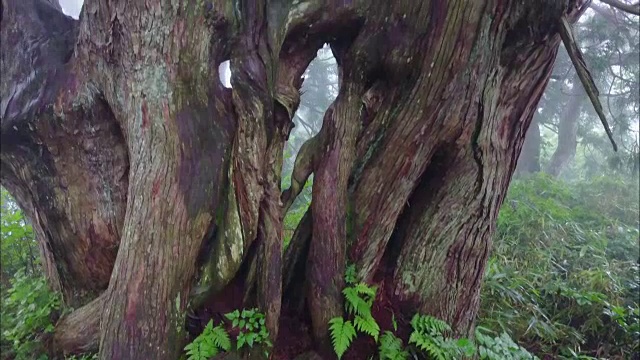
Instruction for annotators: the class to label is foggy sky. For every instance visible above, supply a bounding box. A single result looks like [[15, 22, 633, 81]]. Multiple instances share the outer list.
[[60, 0, 82, 19]]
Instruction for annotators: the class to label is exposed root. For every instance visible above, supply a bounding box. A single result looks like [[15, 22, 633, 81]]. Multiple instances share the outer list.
[[51, 294, 104, 356]]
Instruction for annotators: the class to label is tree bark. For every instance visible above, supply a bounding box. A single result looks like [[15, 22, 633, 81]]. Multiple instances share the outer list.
[[1, 0, 591, 358]]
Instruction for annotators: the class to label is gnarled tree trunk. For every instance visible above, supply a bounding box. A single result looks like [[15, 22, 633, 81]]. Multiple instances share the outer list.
[[1, 0, 589, 358]]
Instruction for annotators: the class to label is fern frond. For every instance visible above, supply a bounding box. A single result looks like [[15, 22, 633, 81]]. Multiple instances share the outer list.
[[354, 314, 380, 341], [329, 317, 356, 359], [409, 332, 446, 360], [379, 331, 408, 360], [353, 282, 377, 298], [210, 325, 232, 351], [345, 264, 358, 285], [411, 314, 451, 336], [343, 287, 372, 317]]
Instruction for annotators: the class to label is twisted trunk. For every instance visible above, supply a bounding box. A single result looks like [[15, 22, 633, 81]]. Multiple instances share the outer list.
[[1, 0, 589, 358]]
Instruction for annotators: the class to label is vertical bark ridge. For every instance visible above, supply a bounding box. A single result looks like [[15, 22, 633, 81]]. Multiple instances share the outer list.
[[349, 0, 488, 282], [90, 2, 233, 358], [308, 82, 364, 345]]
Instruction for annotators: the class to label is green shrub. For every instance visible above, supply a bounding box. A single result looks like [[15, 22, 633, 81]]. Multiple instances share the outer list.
[[184, 308, 272, 360], [1, 271, 61, 360]]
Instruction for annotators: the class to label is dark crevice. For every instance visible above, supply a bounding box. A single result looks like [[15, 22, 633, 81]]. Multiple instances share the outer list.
[[377, 143, 456, 277], [471, 88, 486, 193]]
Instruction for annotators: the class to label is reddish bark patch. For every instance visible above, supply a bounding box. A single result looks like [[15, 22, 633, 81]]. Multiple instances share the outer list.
[[152, 177, 162, 199], [141, 99, 149, 129], [83, 219, 118, 289], [125, 264, 145, 327]]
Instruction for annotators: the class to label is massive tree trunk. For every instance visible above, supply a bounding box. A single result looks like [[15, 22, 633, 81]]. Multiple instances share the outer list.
[[1, 0, 590, 358]]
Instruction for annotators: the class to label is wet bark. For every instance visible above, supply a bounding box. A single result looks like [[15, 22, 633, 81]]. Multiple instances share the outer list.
[[1, 0, 591, 358]]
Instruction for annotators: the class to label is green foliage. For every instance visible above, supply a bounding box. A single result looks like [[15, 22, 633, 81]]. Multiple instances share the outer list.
[[184, 320, 231, 360], [184, 308, 271, 360], [408, 314, 475, 360], [344, 264, 358, 285], [328, 317, 357, 359], [480, 174, 639, 358], [1, 271, 61, 360], [225, 308, 272, 352], [475, 326, 538, 360], [329, 280, 380, 358], [379, 331, 408, 360], [1, 188, 40, 281]]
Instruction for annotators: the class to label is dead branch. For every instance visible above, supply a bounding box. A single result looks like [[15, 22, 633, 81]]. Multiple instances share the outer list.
[[559, 16, 618, 151]]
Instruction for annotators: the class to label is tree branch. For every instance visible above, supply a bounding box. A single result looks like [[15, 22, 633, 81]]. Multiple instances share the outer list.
[[559, 16, 618, 151]]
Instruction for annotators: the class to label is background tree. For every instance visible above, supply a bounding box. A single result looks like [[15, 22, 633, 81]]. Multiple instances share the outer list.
[[516, 3, 639, 178], [1, 0, 633, 359]]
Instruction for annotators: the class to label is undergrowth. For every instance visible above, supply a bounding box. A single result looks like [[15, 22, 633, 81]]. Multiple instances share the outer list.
[[183, 308, 272, 359], [480, 174, 639, 359], [1, 173, 637, 359]]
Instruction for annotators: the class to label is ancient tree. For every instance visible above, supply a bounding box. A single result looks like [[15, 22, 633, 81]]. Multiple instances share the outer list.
[[0, 0, 600, 358]]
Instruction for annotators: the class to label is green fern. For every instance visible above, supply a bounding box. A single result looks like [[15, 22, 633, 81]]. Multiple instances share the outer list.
[[409, 331, 447, 360], [379, 331, 409, 360], [184, 320, 231, 360], [329, 267, 382, 358], [343, 282, 377, 317], [345, 264, 358, 285], [354, 313, 380, 341], [408, 314, 475, 360], [353, 282, 377, 301], [410, 314, 451, 337], [329, 317, 357, 359], [344, 287, 371, 317]]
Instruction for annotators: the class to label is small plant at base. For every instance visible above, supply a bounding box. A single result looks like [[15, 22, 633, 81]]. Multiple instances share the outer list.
[[184, 308, 271, 359], [379, 331, 409, 360], [408, 314, 475, 360], [184, 320, 231, 360], [225, 308, 272, 356], [329, 265, 381, 358], [329, 317, 357, 359], [474, 326, 538, 360]]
